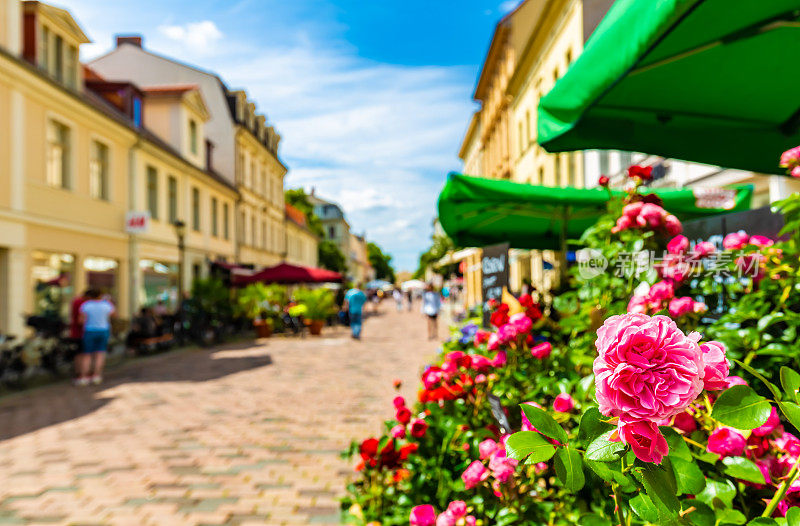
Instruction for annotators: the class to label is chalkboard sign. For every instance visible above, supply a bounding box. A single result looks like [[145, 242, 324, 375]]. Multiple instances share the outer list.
[[482, 243, 509, 327], [487, 393, 511, 434]]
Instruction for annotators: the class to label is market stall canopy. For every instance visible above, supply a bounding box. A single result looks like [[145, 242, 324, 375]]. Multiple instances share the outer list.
[[437, 173, 752, 250], [401, 279, 426, 292], [365, 279, 393, 290], [234, 262, 343, 286], [537, 0, 800, 175]]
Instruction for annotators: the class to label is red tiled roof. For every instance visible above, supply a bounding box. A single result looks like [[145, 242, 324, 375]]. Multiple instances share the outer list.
[[285, 203, 307, 227]]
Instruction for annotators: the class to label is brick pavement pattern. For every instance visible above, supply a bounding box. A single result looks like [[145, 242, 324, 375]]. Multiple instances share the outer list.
[[0, 308, 440, 525]]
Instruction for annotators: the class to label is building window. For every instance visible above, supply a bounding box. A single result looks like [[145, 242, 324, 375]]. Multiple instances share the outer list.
[[599, 150, 610, 175], [518, 121, 524, 156], [328, 225, 335, 239], [261, 169, 267, 197], [567, 153, 576, 187], [566, 49, 573, 67], [66, 45, 77, 89], [54, 35, 63, 82], [261, 220, 267, 248], [168, 176, 178, 224], [89, 140, 109, 200], [189, 119, 198, 155], [555, 154, 562, 186], [211, 197, 218, 237], [192, 187, 200, 231], [249, 160, 256, 189], [46, 119, 71, 189], [251, 216, 257, 246], [223, 203, 230, 240], [538, 167, 545, 185], [146, 166, 158, 219], [239, 210, 246, 243], [39, 25, 49, 69], [619, 151, 632, 171], [237, 153, 245, 185]]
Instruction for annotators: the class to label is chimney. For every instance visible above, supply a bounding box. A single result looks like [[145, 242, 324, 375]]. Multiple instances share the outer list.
[[116, 35, 142, 48], [310, 187, 315, 196]]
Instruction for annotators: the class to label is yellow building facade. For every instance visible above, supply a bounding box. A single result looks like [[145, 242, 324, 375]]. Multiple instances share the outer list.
[[0, 0, 239, 336]]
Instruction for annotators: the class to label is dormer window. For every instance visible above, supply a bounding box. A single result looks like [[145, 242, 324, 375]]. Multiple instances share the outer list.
[[189, 119, 198, 155]]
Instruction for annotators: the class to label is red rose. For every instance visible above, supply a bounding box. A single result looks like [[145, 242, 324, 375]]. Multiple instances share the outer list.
[[599, 175, 610, 186], [396, 407, 412, 424], [359, 438, 379, 460], [627, 165, 653, 180], [410, 418, 428, 438], [519, 294, 533, 308], [399, 443, 419, 460]]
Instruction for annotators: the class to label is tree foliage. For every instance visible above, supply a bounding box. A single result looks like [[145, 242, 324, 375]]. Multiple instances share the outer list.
[[366, 242, 396, 282], [318, 239, 348, 274], [284, 188, 324, 237], [415, 233, 456, 278]]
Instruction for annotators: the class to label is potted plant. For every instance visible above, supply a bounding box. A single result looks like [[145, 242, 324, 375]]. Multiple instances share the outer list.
[[294, 287, 336, 336], [236, 283, 286, 338]]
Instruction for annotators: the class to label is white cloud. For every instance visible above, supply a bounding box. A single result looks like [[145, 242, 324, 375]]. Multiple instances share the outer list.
[[499, 0, 521, 14], [157, 21, 223, 54]]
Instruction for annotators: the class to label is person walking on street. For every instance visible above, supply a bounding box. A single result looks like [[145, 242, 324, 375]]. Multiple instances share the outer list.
[[392, 288, 404, 312], [422, 283, 442, 341], [344, 283, 367, 340], [69, 290, 88, 365], [76, 289, 115, 386]]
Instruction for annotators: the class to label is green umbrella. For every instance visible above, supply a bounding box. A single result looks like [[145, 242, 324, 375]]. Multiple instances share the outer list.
[[537, 0, 800, 175], [437, 173, 753, 250]]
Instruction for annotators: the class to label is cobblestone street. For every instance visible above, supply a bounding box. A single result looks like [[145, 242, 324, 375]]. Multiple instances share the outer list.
[[0, 309, 440, 525]]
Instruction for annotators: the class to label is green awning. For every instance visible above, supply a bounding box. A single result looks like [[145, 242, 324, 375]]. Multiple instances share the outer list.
[[437, 173, 752, 250], [537, 0, 800, 175]]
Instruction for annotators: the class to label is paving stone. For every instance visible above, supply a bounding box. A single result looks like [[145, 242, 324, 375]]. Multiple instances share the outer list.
[[0, 310, 439, 524]]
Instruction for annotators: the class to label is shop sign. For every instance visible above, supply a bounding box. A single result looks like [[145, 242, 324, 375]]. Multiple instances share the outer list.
[[125, 211, 151, 234], [482, 242, 509, 327]]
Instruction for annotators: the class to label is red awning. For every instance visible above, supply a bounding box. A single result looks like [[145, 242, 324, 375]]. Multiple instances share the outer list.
[[234, 262, 343, 285]]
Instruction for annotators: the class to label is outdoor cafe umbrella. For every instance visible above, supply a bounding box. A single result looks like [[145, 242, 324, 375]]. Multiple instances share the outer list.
[[537, 0, 800, 175], [234, 262, 343, 286], [437, 173, 752, 251]]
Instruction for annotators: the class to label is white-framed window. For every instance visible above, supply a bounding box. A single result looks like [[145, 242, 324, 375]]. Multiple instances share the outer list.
[[211, 197, 218, 237], [189, 119, 198, 155], [146, 166, 159, 219], [168, 176, 178, 224], [89, 140, 109, 200], [192, 187, 201, 231], [223, 203, 230, 240], [46, 119, 71, 189]]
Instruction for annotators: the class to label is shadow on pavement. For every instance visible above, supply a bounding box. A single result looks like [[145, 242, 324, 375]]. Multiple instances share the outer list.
[[0, 343, 273, 442]]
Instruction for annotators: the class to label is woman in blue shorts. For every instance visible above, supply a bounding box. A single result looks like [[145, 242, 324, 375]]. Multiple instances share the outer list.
[[77, 289, 115, 386]]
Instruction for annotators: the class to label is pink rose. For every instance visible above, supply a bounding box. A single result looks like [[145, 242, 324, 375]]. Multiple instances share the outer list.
[[672, 411, 697, 434], [422, 368, 443, 389], [553, 393, 575, 413], [594, 313, 704, 422], [616, 419, 669, 464], [394, 396, 406, 409], [780, 146, 800, 169], [664, 215, 682, 237], [627, 295, 648, 314], [775, 432, 800, 456], [793, 166, 800, 178], [693, 241, 716, 258], [693, 301, 707, 313], [509, 313, 533, 335], [667, 235, 689, 255], [496, 323, 518, 345], [530, 342, 552, 359], [749, 235, 774, 248], [701, 341, 729, 391], [391, 424, 406, 439], [638, 203, 666, 229], [446, 501, 467, 518], [646, 280, 675, 309], [668, 296, 695, 317], [622, 202, 644, 219], [487, 333, 500, 351], [491, 350, 507, 368], [464, 517, 476, 526], [461, 460, 489, 489], [470, 354, 492, 371], [410, 505, 437, 526], [611, 215, 633, 234], [488, 450, 518, 483], [707, 427, 746, 459], [396, 407, 412, 425], [479, 439, 500, 460], [435, 512, 455, 526], [475, 373, 487, 383], [753, 406, 781, 437], [723, 231, 749, 251]]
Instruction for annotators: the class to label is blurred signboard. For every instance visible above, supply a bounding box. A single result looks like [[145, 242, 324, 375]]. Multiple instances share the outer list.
[[482, 242, 509, 327], [125, 211, 151, 234]]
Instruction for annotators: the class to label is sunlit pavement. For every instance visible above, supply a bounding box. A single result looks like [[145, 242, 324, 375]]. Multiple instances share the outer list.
[[0, 308, 440, 525]]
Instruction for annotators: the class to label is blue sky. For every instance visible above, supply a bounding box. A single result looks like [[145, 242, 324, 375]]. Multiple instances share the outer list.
[[63, 0, 521, 271]]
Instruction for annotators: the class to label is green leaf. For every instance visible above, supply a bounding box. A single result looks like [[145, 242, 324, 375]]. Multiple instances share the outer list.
[[787, 507, 800, 526], [505, 431, 557, 463], [578, 514, 611, 526], [717, 509, 747, 524], [696, 478, 736, 508], [553, 446, 585, 492], [671, 457, 706, 495], [779, 401, 800, 432], [662, 427, 692, 461], [681, 499, 715, 526], [585, 460, 637, 492], [782, 367, 800, 404], [578, 407, 613, 443], [711, 385, 772, 430], [638, 463, 683, 522], [722, 456, 766, 484], [748, 519, 779, 526], [585, 430, 626, 462], [520, 404, 568, 445], [733, 359, 783, 402], [630, 493, 659, 523]]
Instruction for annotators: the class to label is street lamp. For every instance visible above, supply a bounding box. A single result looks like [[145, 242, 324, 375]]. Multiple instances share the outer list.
[[173, 220, 186, 307]]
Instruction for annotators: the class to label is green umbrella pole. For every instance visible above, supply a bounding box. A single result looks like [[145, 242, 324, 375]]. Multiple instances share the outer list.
[[559, 205, 569, 286]]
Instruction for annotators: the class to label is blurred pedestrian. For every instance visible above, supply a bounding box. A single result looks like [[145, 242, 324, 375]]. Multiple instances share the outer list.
[[70, 289, 89, 366], [422, 283, 442, 340], [344, 283, 367, 340], [392, 288, 404, 312], [76, 289, 115, 386], [406, 289, 413, 312]]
